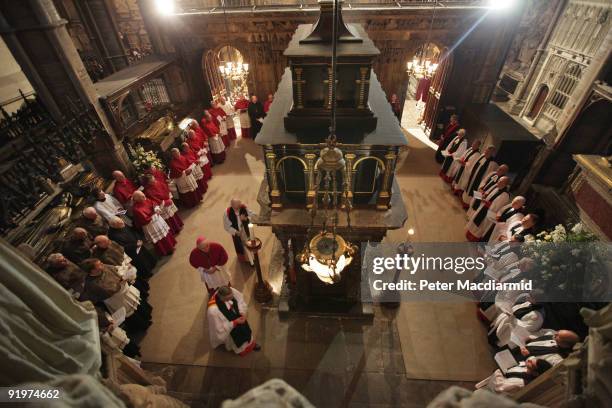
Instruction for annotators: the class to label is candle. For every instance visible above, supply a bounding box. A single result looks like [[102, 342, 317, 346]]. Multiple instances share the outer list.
[[248, 223, 255, 238]]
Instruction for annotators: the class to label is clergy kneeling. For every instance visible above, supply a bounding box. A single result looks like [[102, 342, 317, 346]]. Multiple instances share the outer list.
[[207, 286, 260, 356]]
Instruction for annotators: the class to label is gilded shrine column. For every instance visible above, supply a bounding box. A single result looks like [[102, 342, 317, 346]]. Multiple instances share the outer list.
[[376, 149, 397, 210], [266, 150, 282, 210], [293, 68, 306, 109], [344, 153, 356, 206], [305, 153, 317, 208], [355, 67, 370, 109]]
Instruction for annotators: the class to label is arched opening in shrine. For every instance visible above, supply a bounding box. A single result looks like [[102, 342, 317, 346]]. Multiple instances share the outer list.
[[402, 43, 441, 129], [536, 98, 612, 188], [526, 85, 549, 119]]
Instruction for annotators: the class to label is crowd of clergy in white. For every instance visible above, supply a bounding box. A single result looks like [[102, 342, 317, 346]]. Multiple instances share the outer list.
[[435, 118, 580, 394], [41, 103, 260, 362]]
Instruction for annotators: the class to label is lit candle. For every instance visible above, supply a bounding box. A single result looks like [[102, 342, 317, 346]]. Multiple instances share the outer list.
[[248, 223, 255, 238]]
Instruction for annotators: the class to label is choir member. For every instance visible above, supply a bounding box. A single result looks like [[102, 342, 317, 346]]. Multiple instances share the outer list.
[[201, 112, 226, 164], [45, 253, 87, 297], [461, 146, 498, 208], [476, 358, 551, 394], [389, 93, 401, 121], [515, 330, 579, 365], [180, 142, 207, 197], [143, 173, 183, 235], [207, 285, 260, 356], [168, 148, 202, 208], [439, 128, 467, 182], [186, 129, 212, 179], [248, 94, 265, 139], [234, 94, 251, 139], [92, 188, 131, 226], [108, 216, 156, 279], [209, 100, 230, 148], [219, 96, 237, 141], [450, 140, 481, 194], [263, 93, 274, 113], [189, 236, 231, 295], [488, 196, 526, 243], [499, 213, 539, 242], [60, 227, 93, 265], [435, 114, 460, 163], [75, 207, 109, 238], [466, 176, 510, 242], [132, 191, 176, 256], [489, 294, 544, 348], [223, 199, 256, 265], [467, 165, 509, 218], [112, 170, 138, 207]]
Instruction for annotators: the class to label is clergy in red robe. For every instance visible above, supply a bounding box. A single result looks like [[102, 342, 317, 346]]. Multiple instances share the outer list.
[[186, 131, 212, 180], [201, 112, 226, 164], [142, 173, 183, 235], [263, 93, 273, 113], [131, 191, 176, 256], [219, 97, 237, 141], [189, 236, 231, 295], [435, 114, 460, 163], [180, 142, 208, 195], [168, 148, 202, 208], [234, 95, 251, 139], [112, 170, 138, 206], [209, 101, 229, 148]]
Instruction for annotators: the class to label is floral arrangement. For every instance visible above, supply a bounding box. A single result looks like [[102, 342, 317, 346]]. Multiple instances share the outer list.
[[522, 222, 607, 297], [130, 144, 164, 173]]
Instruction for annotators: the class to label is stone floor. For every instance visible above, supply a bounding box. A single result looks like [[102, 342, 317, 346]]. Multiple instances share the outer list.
[[139, 129, 492, 407]]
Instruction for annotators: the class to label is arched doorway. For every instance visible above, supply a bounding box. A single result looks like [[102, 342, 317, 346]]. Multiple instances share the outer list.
[[402, 43, 441, 128], [536, 98, 612, 188], [203, 50, 224, 101], [527, 85, 549, 119], [421, 46, 453, 138]]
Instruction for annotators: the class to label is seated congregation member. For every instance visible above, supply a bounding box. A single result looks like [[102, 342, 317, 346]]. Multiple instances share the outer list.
[[143, 173, 183, 235], [168, 147, 202, 208], [234, 94, 251, 139], [96, 305, 140, 358], [488, 196, 526, 243], [185, 130, 212, 180], [439, 128, 467, 182], [60, 227, 93, 265], [466, 176, 511, 242], [219, 96, 237, 141], [180, 142, 207, 197], [514, 330, 580, 366], [489, 292, 544, 348], [189, 236, 231, 295], [79, 258, 151, 332], [499, 213, 539, 242], [435, 114, 460, 163], [461, 146, 498, 208], [108, 216, 156, 278], [75, 207, 109, 237], [132, 191, 176, 256], [45, 253, 87, 297], [207, 286, 260, 356], [112, 170, 138, 207], [201, 111, 226, 164], [476, 358, 552, 394], [451, 139, 481, 194], [208, 100, 230, 148], [223, 199, 256, 265], [92, 188, 131, 226], [467, 164, 509, 218]]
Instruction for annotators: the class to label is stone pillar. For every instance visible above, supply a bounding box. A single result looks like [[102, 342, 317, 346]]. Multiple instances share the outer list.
[[0, 0, 132, 176]]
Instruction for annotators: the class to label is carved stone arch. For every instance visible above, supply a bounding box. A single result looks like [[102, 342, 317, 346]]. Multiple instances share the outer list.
[[526, 84, 549, 119], [202, 49, 224, 100]]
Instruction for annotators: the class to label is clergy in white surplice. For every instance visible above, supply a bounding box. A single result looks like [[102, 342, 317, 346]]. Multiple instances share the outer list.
[[461, 146, 498, 208], [439, 128, 467, 183], [451, 144, 488, 196], [448, 139, 481, 190], [476, 359, 552, 394], [223, 199, 256, 265], [206, 286, 260, 356], [466, 176, 511, 242], [488, 196, 526, 243], [515, 330, 580, 366], [489, 295, 544, 349], [499, 213, 539, 242], [466, 164, 509, 219]]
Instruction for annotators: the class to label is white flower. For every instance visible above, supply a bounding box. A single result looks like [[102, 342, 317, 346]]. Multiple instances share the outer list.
[[571, 249, 581, 257], [571, 223, 586, 234]]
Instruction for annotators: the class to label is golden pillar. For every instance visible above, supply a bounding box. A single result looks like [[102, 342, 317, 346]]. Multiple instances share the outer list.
[[376, 149, 397, 210], [266, 151, 282, 210], [344, 153, 356, 207], [305, 153, 317, 208], [355, 67, 370, 109], [293, 67, 305, 109]]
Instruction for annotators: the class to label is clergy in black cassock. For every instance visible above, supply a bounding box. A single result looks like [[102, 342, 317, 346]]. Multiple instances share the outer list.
[[247, 95, 265, 139], [107, 216, 157, 279]]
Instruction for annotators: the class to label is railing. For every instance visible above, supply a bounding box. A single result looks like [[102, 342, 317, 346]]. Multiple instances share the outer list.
[[176, 0, 489, 12]]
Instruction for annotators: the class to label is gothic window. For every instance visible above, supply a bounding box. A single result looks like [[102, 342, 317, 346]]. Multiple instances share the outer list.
[[527, 85, 549, 119]]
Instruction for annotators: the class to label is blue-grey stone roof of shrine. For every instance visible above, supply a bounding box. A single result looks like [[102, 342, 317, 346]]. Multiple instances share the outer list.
[[255, 67, 408, 146], [284, 24, 380, 58]]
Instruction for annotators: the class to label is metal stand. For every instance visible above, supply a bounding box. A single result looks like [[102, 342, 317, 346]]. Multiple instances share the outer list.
[[246, 237, 273, 303]]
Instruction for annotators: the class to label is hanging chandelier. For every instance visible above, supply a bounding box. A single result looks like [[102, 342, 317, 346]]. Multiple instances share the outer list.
[[297, 0, 357, 285], [218, 0, 249, 84], [406, 0, 439, 79]]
